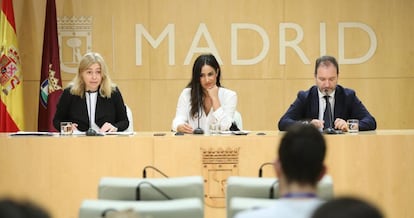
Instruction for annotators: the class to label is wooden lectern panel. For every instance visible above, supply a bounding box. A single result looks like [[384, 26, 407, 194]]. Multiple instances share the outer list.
[[0, 130, 413, 218]]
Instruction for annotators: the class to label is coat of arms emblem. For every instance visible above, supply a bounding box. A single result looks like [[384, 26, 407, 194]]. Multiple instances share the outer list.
[[201, 147, 240, 208]]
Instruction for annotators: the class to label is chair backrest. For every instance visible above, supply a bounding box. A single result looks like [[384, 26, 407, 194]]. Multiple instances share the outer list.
[[233, 111, 243, 130], [226, 175, 333, 218], [125, 105, 133, 132], [79, 198, 204, 218], [98, 176, 204, 203], [229, 197, 276, 218]]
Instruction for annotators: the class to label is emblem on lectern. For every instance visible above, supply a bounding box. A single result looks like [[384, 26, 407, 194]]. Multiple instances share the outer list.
[[201, 147, 240, 208]]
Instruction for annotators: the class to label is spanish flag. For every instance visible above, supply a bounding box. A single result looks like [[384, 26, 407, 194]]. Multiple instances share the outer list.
[[0, 0, 24, 132]]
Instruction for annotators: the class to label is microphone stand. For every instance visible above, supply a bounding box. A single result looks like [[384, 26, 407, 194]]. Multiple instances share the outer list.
[[136, 181, 172, 201], [258, 162, 274, 177], [193, 90, 204, 134], [101, 209, 117, 217], [269, 180, 278, 199], [323, 90, 337, 134], [142, 165, 169, 178], [85, 90, 100, 136]]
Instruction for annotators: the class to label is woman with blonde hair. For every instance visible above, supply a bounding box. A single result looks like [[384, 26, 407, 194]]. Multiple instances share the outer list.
[[53, 52, 129, 133]]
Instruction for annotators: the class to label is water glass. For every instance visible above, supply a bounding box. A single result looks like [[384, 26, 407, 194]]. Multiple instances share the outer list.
[[60, 122, 73, 135], [209, 121, 219, 135], [347, 119, 359, 133]]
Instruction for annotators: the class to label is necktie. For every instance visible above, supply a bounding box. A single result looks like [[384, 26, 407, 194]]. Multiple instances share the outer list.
[[323, 95, 333, 129]]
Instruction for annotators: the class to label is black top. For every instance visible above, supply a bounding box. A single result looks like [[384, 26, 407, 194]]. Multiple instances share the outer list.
[[53, 86, 129, 132]]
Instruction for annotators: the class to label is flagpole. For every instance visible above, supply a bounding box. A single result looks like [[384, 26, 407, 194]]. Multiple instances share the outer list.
[[38, 0, 63, 132]]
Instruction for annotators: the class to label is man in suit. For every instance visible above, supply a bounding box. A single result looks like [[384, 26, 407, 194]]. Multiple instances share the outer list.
[[278, 55, 376, 132]]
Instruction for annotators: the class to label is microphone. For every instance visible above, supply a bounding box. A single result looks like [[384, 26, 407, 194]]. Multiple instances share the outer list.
[[258, 162, 274, 177], [323, 127, 338, 134], [193, 91, 204, 134], [142, 165, 169, 178], [85, 128, 97, 136], [135, 181, 172, 200], [85, 90, 102, 136], [269, 179, 278, 199]]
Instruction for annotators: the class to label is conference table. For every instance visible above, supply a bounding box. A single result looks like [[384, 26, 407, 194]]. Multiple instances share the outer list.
[[0, 130, 413, 218]]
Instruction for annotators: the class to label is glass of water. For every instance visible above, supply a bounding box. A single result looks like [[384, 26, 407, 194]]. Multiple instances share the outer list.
[[347, 119, 359, 133], [209, 120, 219, 135], [60, 122, 73, 135]]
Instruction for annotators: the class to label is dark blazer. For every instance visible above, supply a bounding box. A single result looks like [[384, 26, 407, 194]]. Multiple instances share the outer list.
[[278, 85, 376, 131], [53, 87, 129, 132]]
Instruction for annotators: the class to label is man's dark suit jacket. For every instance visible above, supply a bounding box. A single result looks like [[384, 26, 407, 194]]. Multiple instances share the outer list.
[[53, 87, 129, 132], [278, 85, 376, 131]]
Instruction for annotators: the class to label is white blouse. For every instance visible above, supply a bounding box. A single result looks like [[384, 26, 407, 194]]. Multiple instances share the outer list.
[[172, 87, 237, 133]]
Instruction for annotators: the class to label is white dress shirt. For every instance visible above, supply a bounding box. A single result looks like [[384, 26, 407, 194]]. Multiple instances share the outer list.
[[172, 87, 237, 133], [235, 198, 323, 218]]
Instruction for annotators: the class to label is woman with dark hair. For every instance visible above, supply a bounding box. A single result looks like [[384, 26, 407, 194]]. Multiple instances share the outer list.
[[172, 54, 237, 134]]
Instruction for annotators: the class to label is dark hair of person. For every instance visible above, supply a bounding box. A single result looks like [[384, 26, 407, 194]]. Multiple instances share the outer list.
[[311, 196, 383, 218], [186, 54, 221, 118], [0, 198, 50, 218], [278, 124, 326, 186], [314, 55, 339, 77]]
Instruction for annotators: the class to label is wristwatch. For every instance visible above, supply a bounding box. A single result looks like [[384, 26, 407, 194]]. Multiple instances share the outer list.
[[301, 120, 310, 125]]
